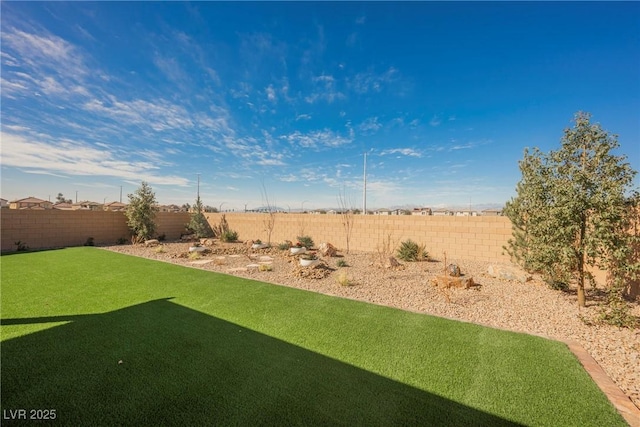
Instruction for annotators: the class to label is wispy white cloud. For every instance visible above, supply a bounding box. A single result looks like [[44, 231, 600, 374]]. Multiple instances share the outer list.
[[359, 117, 382, 134], [280, 129, 352, 149], [429, 115, 442, 127], [265, 84, 277, 103], [296, 114, 311, 121], [348, 67, 398, 94], [1, 132, 189, 186], [1, 28, 89, 78], [355, 16, 366, 25], [380, 148, 423, 158], [305, 74, 345, 104]]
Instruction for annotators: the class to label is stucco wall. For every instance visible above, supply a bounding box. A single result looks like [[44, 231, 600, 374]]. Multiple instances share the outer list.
[[204, 213, 513, 263], [1, 210, 190, 252]]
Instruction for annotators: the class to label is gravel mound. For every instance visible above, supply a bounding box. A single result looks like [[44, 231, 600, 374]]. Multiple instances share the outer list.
[[103, 241, 640, 409]]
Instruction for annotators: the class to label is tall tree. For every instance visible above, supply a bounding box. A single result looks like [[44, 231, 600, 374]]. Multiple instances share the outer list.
[[125, 182, 158, 242], [504, 112, 638, 307]]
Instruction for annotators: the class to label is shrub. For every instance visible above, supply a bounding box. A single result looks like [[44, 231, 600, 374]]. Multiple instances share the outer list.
[[598, 294, 638, 328], [336, 271, 352, 286], [277, 241, 291, 251], [15, 241, 29, 252], [220, 230, 238, 242], [125, 182, 158, 241], [84, 237, 95, 246], [396, 239, 428, 262], [188, 251, 202, 260], [157, 233, 166, 242], [296, 235, 314, 249], [187, 196, 213, 238], [116, 237, 128, 245], [336, 259, 348, 268], [258, 264, 273, 272], [154, 245, 166, 254]]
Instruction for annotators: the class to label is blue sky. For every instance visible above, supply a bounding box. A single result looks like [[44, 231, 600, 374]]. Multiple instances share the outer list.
[[2, 2, 639, 211]]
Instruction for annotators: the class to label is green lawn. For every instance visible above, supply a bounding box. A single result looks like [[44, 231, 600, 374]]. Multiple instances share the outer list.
[[0, 247, 626, 426]]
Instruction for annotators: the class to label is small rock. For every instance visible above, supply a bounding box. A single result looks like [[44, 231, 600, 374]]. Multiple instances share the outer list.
[[144, 239, 160, 247], [448, 264, 461, 277], [385, 256, 405, 270]]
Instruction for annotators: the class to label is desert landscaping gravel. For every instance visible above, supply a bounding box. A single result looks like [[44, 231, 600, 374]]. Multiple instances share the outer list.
[[103, 241, 640, 410]]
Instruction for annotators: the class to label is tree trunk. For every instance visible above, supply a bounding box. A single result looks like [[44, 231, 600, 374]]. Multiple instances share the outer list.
[[576, 214, 587, 308], [577, 280, 586, 307]]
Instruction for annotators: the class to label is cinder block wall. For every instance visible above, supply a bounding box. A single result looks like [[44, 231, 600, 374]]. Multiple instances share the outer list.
[[1, 210, 190, 252], [205, 213, 513, 263]]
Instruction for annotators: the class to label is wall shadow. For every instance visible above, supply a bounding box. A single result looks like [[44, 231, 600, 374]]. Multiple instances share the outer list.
[[1, 299, 523, 426]]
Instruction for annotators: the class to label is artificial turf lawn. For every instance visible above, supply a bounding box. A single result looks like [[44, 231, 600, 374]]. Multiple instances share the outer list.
[[0, 247, 626, 426]]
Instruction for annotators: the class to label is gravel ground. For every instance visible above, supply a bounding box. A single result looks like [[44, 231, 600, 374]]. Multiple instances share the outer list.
[[102, 241, 640, 410]]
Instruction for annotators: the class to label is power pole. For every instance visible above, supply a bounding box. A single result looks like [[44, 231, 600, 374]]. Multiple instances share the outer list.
[[197, 173, 200, 199], [120, 186, 122, 203], [362, 152, 367, 215]]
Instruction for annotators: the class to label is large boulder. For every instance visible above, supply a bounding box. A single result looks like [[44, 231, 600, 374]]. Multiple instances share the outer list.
[[487, 265, 530, 283]]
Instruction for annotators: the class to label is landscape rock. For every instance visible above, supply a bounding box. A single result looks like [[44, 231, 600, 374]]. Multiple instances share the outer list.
[[447, 264, 461, 277], [385, 256, 405, 270], [432, 275, 476, 289], [487, 265, 530, 283], [144, 239, 160, 247], [318, 242, 338, 257]]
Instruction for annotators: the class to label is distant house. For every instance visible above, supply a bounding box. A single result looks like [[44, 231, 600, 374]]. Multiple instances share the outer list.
[[104, 201, 127, 212], [432, 208, 453, 216], [326, 209, 338, 215], [158, 204, 180, 213], [0, 198, 8, 208], [9, 197, 53, 210], [53, 202, 74, 210], [411, 207, 432, 216], [454, 210, 478, 217], [373, 208, 391, 215], [73, 201, 102, 211], [481, 208, 503, 216]]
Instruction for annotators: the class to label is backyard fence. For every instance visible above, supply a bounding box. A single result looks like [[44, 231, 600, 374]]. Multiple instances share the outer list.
[[3, 209, 637, 297]]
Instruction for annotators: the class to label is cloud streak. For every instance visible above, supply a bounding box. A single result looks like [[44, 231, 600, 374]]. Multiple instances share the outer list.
[[1, 132, 190, 186]]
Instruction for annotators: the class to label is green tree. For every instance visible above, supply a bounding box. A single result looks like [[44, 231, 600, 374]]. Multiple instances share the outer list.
[[187, 196, 214, 238], [504, 112, 639, 307], [125, 182, 158, 242], [56, 193, 72, 204]]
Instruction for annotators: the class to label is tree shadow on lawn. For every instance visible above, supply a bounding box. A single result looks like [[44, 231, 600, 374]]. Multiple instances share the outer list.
[[1, 298, 522, 426]]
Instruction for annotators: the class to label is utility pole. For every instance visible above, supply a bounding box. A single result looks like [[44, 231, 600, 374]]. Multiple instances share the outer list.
[[75, 190, 78, 203], [196, 173, 201, 199], [120, 186, 122, 203], [362, 152, 367, 215]]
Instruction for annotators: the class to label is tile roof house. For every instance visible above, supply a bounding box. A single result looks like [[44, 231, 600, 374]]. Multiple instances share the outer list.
[[411, 207, 432, 216], [481, 208, 503, 216], [72, 201, 102, 211], [9, 197, 54, 210], [454, 210, 478, 217], [0, 198, 8, 208], [53, 202, 74, 210], [432, 208, 453, 216], [104, 201, 127, 212]]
